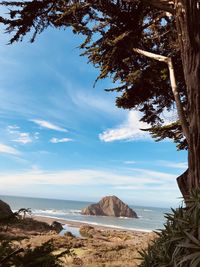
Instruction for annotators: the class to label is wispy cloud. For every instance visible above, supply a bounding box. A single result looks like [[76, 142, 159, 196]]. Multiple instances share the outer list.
[[0, 143, 20, 155], [70, 90, 119, 116], [12, 132, 37, 144], [0, 167, 181, 206], [7, 125, 20, 132], [124, 160, 136, 165], [157, 160, 188, 170], [160, 108, 178, 125], [0, 167, 177, 188], [7, 125, 39, 144], [99, 111, 149, 142], [114, 184, 179, 191], [31, 119, 68, 132], [50, 137, 73, 143]]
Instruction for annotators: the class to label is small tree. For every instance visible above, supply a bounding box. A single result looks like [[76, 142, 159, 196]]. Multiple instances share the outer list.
[[15, 208, 32, 220]]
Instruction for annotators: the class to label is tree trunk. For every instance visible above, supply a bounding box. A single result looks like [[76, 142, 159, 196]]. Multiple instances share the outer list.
[[177, 169, 189, 200], [175, 1, 200, 192]]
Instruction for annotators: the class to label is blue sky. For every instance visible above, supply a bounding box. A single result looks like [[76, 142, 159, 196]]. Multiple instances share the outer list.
[[0, 26, 187, 207]]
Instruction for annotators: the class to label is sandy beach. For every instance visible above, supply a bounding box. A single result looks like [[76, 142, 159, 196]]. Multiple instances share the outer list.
[[33, 214, 152, 233]]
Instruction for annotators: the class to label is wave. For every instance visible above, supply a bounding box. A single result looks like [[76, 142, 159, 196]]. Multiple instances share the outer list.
[[69, 209, 82, 213], [32, 209, 81, 216], [34, 214, 68, 224], [33, 215, 152, 233], [62, 219, 153, 233], [143, 209, 153, 212], [119, 216, 132, 219]]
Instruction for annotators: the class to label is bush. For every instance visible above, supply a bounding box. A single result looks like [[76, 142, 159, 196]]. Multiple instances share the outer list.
[[0, 240, 70, 267], [139, 189, 200, 267]]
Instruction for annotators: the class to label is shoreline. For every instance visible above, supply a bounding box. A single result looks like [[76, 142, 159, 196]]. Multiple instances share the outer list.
[[1, 214, 156, 266], [33, 214, 152, 233]]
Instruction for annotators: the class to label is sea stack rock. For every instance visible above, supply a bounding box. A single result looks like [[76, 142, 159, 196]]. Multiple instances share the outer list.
[[0, 199, 13, 219], [81, 196, 138, 218]]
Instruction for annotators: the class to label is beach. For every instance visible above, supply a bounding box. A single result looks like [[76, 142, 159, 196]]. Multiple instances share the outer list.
[[0, 196, 160, 265], [29, 215, 156, 266], [0, 195, 169, 232], [1, 213, 156, 266], [33, 214, 152, 233]]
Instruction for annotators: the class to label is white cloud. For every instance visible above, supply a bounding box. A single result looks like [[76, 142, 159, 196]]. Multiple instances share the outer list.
[[31, 165, 40, 171], [50, 137, 73, 143], [0, 143, 20, 155], [71, 90, 119, 116], [31, 119, 68, 132], [0, 167, 180, 206], [124, 161, 136, 165], [12, 132, 33, 144], [160, 108, 178, 125], [99, 111, 149, 142], [157, 160, 188, 170], [114, 185, 145, 190], [114, 185, 177, 191], [7, 125, 39, 144], [128, 168, 177, 180], [7, 125, 20, 133], [0, 167, 177, 188]]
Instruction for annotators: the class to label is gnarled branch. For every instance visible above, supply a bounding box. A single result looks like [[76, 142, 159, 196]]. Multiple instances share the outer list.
[[133, 48, 189, 142]]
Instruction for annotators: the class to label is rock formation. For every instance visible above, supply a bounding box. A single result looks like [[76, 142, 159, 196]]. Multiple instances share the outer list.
[[81, 196, 138, 218], [0, 199, 13, 219], [51, 221, 63, 233], [79, 225, 95, 238]]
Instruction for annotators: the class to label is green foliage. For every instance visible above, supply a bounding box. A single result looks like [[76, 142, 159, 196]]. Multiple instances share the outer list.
[[143, 121, 188, 150], [0, 240, 16, 266], [0, 0, 188, 149], [0, 208, 31, 226], [0, 210, 52, 233], [0, 239, 69, 267], [139, 189, 200, 267], [0, 208, 71, 266]]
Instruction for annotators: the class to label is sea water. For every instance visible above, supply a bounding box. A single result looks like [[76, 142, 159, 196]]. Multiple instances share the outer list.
[[0, 195, 170, 232]]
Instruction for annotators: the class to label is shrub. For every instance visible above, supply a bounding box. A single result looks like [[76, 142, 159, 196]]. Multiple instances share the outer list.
[[0, 240, 70, 267], [139, 189, 200, 267]]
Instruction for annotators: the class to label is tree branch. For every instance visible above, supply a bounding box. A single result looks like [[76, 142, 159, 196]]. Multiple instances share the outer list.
[[133, 48, 168, 62], [0, 248, 24, 266], [126, 0, 174, 14], [133, 48, 190, 142], [167, 58, 190, 142]]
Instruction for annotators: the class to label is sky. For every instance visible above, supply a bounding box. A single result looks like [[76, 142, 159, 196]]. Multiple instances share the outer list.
[[0, 25, 188, 208]]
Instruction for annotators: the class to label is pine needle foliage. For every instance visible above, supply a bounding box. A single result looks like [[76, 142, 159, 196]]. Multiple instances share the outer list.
[[139, 188, 200, 267], [143, 121, 188, 150]]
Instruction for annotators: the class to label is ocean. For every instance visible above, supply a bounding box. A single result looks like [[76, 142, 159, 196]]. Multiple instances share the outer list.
[[0, 195, 170, 232]]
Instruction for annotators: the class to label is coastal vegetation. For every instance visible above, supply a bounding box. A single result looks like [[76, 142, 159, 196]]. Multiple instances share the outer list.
[[139, 189, 200, 267], [0, 239, 68, 267], [1, 193, 200, 266], [0, 202, 155, 266]]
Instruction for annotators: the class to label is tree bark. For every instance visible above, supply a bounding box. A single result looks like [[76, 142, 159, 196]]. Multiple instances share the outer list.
[[177, 169, 189, 200], [175, 0, 200, 191]]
